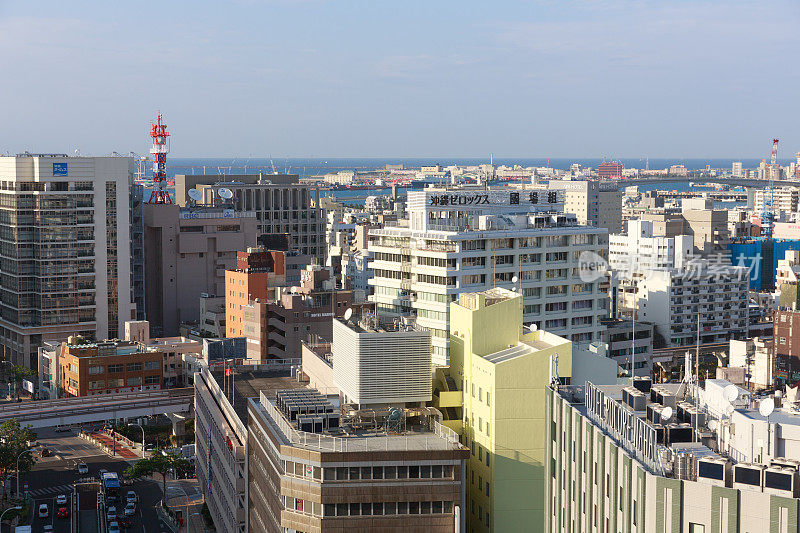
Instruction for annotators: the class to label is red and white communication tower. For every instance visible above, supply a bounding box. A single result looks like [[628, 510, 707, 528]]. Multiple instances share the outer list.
[[148, 113, 172, 204]]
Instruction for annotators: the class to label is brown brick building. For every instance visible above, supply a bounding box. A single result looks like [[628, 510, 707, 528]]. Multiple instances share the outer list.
[[773, 284, 800, 385], [56, 339, 163, 396]]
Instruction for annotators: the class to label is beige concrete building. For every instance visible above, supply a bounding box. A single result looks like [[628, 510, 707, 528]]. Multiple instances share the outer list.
[[143, 204, 260, 336], [0, 155, 135, 368], [547, 180, 623, 234], [174, 173, 325, 259]]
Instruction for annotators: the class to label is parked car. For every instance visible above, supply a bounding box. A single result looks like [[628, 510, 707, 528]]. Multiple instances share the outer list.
[[126, 490, 138, 503], [77, 462, 89, 475], [57, 506, 69, 519], [38, 503, 48, 517], [124, 502, 136, 516], [106, 506, 117, 521], [56, 494, 67, 505]]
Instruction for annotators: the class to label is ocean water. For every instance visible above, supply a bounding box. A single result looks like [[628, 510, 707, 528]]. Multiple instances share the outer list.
[[163, 157, 779, 181]]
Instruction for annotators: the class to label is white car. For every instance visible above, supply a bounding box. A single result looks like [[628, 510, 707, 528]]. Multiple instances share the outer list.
[[38, 503, 48, 517], [56, 493, 67, 505], [124, 502, 136, 516], [106, 506, 117, 521], [108, 521, 120, 533], [77, 462, 89, 475], [126, 490, 138, 503]]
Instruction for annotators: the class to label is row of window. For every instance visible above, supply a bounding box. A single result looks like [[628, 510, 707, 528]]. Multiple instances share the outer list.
[[321, 464, 454, 481], [88, 376, 159, 389], [89, 361, 159, 374], [319, 500, 454, 517]]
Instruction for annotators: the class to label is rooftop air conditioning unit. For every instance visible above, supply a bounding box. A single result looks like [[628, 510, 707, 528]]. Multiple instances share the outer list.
[[697, 457, 731, 487], [733, 463, 766, 493], [764, 466, 799, 498]]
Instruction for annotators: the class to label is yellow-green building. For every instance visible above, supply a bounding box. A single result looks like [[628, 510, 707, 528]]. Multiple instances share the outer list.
[[434, 288, 617, 532]]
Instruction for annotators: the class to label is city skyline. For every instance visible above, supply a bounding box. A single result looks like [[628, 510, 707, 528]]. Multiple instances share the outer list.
[[1, 0, 798, 158]]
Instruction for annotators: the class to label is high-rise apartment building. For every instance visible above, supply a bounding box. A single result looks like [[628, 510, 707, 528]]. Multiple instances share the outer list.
[[0, 155, 135, 368], [368, 187, 609, 365], [753, 187, 800, 216], [174, 173, 325, 259], [732, 161, 743, 177], [637, 262, 749, 347]]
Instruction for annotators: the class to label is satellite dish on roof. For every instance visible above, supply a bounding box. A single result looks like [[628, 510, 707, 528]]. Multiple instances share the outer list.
[[343, 308, 353, 322], [290, 286, 297, 294], [188, 189, 203, 202], [218, 187, 233, 199], [724, 385, 739, 403], [661, 406, 673, 422], [526, 323, 537, 332], [511, 275, 518, 284], [759, 397, 775, 418], [708, 419, 718, 431]]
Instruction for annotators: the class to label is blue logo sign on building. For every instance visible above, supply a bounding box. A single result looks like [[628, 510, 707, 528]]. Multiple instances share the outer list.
[[53, 163, 68, 176]]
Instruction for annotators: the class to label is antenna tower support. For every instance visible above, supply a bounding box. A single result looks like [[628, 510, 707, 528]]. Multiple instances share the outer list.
[[147, 112, 173, 204]]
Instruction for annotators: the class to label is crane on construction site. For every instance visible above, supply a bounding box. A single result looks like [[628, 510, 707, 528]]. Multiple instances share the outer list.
[[761, 138, 779, 238]]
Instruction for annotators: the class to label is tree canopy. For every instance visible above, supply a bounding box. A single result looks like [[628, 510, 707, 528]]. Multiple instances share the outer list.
[[126, 452, 192, 506]]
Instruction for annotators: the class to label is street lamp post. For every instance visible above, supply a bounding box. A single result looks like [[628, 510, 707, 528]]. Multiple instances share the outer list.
[[130, 423, 146, 457], [16, 447, 34, 498], [0, 506, 22, 527], [167, 485, 190, 533]]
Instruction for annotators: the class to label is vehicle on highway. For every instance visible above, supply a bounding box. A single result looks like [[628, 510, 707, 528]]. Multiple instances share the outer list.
[[77, 462, 89, 475], [108, 521, 121, 533], [126, 490, 138, 503], [124, 502, 136, 516], [118, 517, 133, 528], [38, 503, 48, 517], [54, 425, 70, 433], [106, 506, 117, 521], [56, 494, 67, 505], [57, 506, 69, 519], [43, 526, 54, 533]]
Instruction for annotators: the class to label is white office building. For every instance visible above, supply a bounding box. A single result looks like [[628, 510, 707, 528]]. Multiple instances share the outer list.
[[754, 187, 799, 215], [547, 179, 623, 234], [0, 154, 135, 368], [609, 219, 694, 311], [637, 262, 749, 347], [369, 187, 610, 365]]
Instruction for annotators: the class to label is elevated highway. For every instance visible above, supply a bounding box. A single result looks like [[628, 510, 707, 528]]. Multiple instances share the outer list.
[[0, 388, 193, 428], [613, 177, 800, 189]]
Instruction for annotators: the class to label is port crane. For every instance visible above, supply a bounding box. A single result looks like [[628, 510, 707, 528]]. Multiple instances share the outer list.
[[761, 138, 779, 238]]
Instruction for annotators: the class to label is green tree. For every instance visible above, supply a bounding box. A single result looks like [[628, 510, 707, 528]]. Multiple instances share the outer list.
[[125, 452, 191, 507], [0, 419, 37, 497], [8, 366, 36, 398]]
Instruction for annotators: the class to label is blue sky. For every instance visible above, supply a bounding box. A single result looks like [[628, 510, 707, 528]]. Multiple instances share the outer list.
[[0, 0, 798, 158]]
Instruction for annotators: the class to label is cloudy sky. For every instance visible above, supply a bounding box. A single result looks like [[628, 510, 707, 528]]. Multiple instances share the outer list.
[[1, 0, 798, 158]]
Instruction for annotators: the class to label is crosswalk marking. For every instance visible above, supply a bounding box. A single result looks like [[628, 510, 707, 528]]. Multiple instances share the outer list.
[[27, 478, 147, 498]]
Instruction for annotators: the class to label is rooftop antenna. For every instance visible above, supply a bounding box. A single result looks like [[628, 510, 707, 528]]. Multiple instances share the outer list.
[[147, 112, 172, 204], [759, 397, 775, 459]]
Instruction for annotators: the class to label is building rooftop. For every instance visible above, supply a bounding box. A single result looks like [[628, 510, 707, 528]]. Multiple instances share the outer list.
[[251, 388, 461, 453], [209, 368, 307, 424]]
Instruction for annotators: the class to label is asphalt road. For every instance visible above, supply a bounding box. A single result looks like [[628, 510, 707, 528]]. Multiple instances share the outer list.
[[19, 428, 200, 533]]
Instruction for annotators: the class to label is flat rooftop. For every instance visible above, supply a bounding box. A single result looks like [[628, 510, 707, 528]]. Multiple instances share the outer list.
[[209, 369, 306, 423]]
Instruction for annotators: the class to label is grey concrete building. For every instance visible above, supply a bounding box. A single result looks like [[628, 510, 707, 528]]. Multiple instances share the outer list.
[[143, 203, 260, 336], [174, 173, 325, 259]]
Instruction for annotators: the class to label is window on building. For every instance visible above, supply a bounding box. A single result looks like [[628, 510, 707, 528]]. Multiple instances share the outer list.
[[126, 362, 142, 372], [89, 365, 104, 375], [89, 380, 105, 389], [108, 364, 124, 373], [144, 376, 160, 385], [108, 378, 124, 387], [126, 377, 142, 386]]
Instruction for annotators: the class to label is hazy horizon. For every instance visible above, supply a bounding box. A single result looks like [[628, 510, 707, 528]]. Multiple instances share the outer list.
[[2, 1, 798, 158]]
